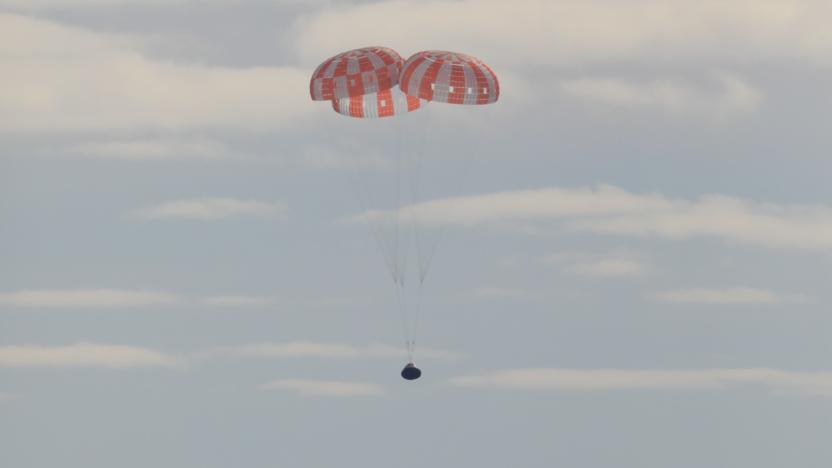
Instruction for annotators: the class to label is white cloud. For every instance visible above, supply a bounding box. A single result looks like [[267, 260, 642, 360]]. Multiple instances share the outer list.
[[355, 185, 832, 251], [0, 14, 312, 134], [0, 342, 180, 368], [206, 341, 464, 361], [648, 287, 812, 305], [293, 0, 832, 68], [450, 368, 832, 396], [260, 379, 386, 397], [560, 72, 762, 118], [133, 198, 286, 221], [543, 251, 649, 278], [0, 289, 181, 307]]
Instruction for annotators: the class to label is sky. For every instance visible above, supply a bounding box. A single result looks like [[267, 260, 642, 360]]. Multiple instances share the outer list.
[[2, 0, 832, 467]]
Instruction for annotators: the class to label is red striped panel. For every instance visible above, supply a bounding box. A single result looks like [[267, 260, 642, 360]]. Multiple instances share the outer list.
[[309, 47, 403, 101], [331, 88, 426, 119], [399, 50, 499, 105]]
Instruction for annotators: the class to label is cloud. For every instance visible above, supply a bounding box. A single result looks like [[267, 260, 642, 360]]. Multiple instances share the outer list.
[[260, 379, 386, 397], [208, 342, 464, 362], [132, 198, 286, 221], [542, 251, 649, 278], [0, 0, 330, 9], [0, 14, 312, 134], [0, 289, 182, 307], [648, 287, 812, 305], [0, 289, 286, 308], [469, 287, 529, 299], [450, 368, 832, 397], [293, 0, 832, 68], [63, 138, 241, 161], [0, 342, 180, 368], [202, 295, 277, 306], [355, 185, 832, 251], [560, 72, 762, 118]]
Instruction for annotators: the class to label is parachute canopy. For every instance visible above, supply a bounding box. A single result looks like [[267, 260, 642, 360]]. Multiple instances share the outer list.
[[309, 46, 402, 101], [399, 50, 499, 105], [332, 86, 426, 119]]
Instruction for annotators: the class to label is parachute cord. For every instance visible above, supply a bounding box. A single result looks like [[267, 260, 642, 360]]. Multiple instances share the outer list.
[[393, 121, 404, 288], [395, 120, 416, 363], [394, 276, 412, 362], [412, 276, 424, 356], [338, 124, 399, 285]]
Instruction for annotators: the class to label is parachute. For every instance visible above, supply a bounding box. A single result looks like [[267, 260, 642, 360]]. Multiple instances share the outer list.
[[399, 50, 500, 105], [331, 87, 425, 118], [309, 47, 499, 380], [309, 47, 402, 101]]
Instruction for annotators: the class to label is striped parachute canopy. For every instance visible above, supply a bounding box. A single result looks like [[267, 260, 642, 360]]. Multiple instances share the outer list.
[[309, 46, 403, 101], [399, 50, 499, 105], [332, 86, 426, 119]]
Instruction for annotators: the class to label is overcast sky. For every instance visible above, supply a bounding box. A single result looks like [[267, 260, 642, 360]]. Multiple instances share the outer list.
[[2, 1, 832, 467]]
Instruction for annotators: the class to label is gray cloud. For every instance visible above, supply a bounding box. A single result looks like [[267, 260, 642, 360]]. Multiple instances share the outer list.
[[560, 72, 762, 119], [542, 250, 650, 278], [205, 342, 464, 362], [647, 288, 813, 305], [260, 379, 386, 397], [132, 198, 287, 221], [356, 185, 832, 251], [293, 0, 832, 67], [0, 14, 312, 134], [451, 368, 832, 397], [0, 289, 182, 307]]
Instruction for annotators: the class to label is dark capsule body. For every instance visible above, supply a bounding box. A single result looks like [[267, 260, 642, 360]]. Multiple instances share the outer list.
[[401, 363, 422, 380]]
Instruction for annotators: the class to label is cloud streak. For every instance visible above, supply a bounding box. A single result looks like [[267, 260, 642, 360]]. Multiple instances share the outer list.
[[133, 198, 286, 221], [64, 138, 241, 161], [207, 342, 463, 362], [0, 343, 180, 368], [451, 368, 832, 397], [0, 289, 284, 308], [260, 379, 385, 397], [0, 289, 182, 307], [560, 73, 762, 118], [648, 288, 812, 305], [542, 251, 649, 278], [355, 185, 832, 251]]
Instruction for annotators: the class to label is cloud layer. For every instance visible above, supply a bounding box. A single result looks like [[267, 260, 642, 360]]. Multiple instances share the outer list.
[[357, 185, 832, 251], [451, 368, 832, 397], [648, 287, 811, 305], [294, 0, 832, 68], [0, 14, 311, 134], [542, 251, 649, 278], [560, 73, 762, 118], [208, 341, 463, 362], [260, 379, 386, 397], [0, 289, 181, 307], [133, 198, 286, 221], [0, 343, 179, 368]]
